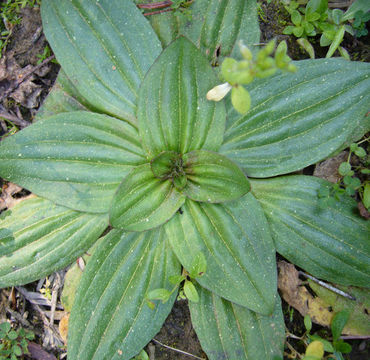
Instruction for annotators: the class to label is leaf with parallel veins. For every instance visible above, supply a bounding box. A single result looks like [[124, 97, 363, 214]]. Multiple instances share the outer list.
[[183, 150, 250, 203], [137, 36, 226, 157], [110, 164, 186, 231]]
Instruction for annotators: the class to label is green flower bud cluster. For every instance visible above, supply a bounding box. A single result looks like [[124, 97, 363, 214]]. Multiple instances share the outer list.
[[207, 40, 297, 114]]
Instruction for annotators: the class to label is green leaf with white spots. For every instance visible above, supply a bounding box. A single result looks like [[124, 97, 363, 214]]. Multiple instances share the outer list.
[[221, 59, 370, 177], [189, 286, 285, 360], [0, 112, 146, 213], [110, 164, 185, 231], [42, 0, 162, 125], [137, 37, 225, 158], [0, 197, 108, 287], [251, 175, 370, 287], [68, 228, 180, 360], [165, 194, 277, 314]]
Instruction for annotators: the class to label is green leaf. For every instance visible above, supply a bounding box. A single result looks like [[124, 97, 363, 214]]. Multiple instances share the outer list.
[[169, 275, 186, 285], [0, 322, 11, 334], [7, 330, 18, 340], [68, 228, 180, 360], [184, 280, 199, 303], [291, 10, 302, 26], [165, 194, 277, 314], [326, 26, 345, 58], [147, 288, 172, 303], [304, 315, 312, 333], [251, 176, 370, 287], [0, 112, 146, 213], [182, 150, 250, 203], [331, 310, 350, 341], [110, 164, 185, 231], [221, 58, 370, 177], [231, 85, 251, 114], [364, 183, 370, 209], [41, 0, 162, 125], [11, 345, 22, 357], [334, 340, 352, 353], [137, 37, 225, 158], [189, 252, 207, 278], [189, 286, 285, 360], [35, 70, 89, 120], [354, 146, 366, 158], [338, 162, 352, 176], [0, 197, 108, 287], [178, 0, 260, 63]]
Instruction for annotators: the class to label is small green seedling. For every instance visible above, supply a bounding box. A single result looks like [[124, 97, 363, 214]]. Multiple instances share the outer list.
[[302, 311, 352, 360], [318, 139, 369, 209], [0, 322, 35, 360], [147, 252, 207, 307], [283, 0, 370, 59]]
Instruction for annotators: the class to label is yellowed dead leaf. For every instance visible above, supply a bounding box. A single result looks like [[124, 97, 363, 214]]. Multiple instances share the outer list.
[[278, 261, 370, 336], [59, 313, 70, 344]]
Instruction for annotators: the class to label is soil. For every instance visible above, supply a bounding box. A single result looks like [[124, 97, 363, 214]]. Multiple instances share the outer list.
[[0, 1, 369, 360]]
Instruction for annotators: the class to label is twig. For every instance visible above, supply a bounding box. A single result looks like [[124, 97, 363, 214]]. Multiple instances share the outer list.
[[152, 338, 206, 360], [0, 55, 55, 102], [137, 1, 173, 9], [0, 109, 29, 128], [340, 335, 370, 340], [143, 8, 173, 16], [298, 271, 356, 300]]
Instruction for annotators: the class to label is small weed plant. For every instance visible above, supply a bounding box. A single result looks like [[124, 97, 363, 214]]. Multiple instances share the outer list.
[[0, 322, 34, 360], [0, 1, 369, 359], [282, 0, 370, 59]]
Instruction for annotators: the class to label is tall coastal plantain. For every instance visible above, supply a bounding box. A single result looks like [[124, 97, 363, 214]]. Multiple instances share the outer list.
[[0, 1, 369, 359]]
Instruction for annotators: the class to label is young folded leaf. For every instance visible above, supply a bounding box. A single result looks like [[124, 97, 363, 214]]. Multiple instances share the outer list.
[[183, 150, 250, 203], [110, 164, 186, 231]]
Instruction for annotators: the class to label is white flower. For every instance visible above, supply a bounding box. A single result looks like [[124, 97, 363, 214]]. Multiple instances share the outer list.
[[206, 82, 232, 102]]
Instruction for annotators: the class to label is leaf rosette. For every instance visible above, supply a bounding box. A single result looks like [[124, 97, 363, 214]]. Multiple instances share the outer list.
[[0, 1, 369, 360]]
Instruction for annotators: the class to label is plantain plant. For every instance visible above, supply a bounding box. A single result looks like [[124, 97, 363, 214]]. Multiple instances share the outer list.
[[0, 1, 369, 359]]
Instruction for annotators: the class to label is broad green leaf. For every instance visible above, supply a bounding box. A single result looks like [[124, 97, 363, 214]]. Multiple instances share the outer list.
[[189, 286, 285, 360], [0, 197, 108, 287], [251, 176, 370, 287], [138, 37, 225, 158], [110, 164, 185, 231], [221, 59, 370, 177], [179, 0, 260, 63], [182, 150, 250, 203], [68, 228, 180, 360], [165, 194, 277, 314], [0, 112, 146, 213], [36, 70, 90, 119], [135, 0, 260, 62], [41, 0, 162, 125]]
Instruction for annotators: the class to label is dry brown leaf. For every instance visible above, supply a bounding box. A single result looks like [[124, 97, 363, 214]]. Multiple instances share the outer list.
[[0, 182, 35, 211], [278, 261, 334, 327]]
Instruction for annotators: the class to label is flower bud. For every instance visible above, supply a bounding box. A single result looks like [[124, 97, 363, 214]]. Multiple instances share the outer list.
[[206, 82, 232, 101]]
